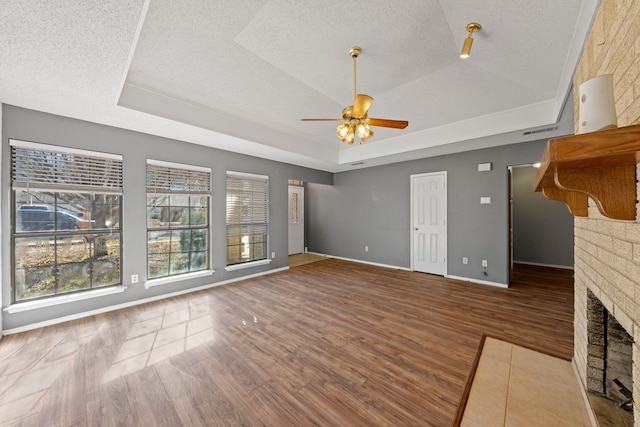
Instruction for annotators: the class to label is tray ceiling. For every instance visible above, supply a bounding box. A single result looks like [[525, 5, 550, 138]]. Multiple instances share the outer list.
[[0, 0, 599, 171]]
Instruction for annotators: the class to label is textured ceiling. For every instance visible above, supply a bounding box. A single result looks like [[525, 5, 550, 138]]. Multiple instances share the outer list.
[[0, 0, 599, 172]]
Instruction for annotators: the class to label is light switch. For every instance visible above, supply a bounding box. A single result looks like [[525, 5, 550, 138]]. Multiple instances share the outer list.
[[480, 197, 492, 204], [478, 162, 492, 172]]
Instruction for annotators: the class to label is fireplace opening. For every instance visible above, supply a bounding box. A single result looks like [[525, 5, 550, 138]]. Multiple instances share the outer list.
[[586, 289, 634, 419]]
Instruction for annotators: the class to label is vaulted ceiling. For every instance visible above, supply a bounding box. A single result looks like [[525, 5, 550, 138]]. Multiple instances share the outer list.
[[0, 1, 599, 172]]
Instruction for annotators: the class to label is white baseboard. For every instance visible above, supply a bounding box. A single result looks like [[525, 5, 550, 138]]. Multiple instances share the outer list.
[[308, 252, 411, 271], [305, 251, 328, 258], [2, 266, 289, 335], [513, 261, 574, 270], [311, 253, 511, 288], [446, 275, 508, 288]]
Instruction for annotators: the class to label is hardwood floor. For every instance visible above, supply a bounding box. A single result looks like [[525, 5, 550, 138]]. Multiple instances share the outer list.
[[0, 259, 574, 426]]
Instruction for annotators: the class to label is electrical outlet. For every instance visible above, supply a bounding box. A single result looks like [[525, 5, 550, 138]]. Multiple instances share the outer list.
[[365, 246, 369, 252], [482, 260, 488, 267], [462, 257, 468, 265], [131, 274, 139, 283], [271, 252, 276, 259]]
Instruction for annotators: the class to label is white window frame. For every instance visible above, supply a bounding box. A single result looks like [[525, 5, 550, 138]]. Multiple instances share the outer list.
[[10, 139, 124, 303]]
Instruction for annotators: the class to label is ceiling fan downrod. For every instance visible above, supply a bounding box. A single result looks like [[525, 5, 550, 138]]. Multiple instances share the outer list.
[[350, 46, 362, 101]]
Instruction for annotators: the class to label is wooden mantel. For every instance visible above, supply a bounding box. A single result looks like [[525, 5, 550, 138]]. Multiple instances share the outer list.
[[533, 124, 640, 220]]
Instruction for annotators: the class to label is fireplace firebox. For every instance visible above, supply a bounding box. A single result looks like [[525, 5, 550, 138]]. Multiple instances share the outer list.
[[586, 289, 634, 411]]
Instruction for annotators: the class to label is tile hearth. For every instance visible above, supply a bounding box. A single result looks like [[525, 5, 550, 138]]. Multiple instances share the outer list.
[[460, 337, 594, 426]]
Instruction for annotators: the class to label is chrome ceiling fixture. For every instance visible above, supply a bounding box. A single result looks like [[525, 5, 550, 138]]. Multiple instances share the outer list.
[[460, 23, 481, 58], [302, 46, 408, 144]]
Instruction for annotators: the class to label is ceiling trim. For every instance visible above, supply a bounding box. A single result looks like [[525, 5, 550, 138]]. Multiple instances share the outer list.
[[114, 0, 151, 106]]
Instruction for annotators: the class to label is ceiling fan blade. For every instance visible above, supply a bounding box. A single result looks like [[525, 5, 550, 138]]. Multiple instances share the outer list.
[[301, 118, 343, 122], [352, 94, 373, 118], [367, 118, 409, 129]]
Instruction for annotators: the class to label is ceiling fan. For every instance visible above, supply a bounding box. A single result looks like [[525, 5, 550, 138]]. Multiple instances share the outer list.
[[301, 46, 409, 144]]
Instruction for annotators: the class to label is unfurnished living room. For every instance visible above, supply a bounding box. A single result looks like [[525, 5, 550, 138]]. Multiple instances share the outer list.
[[1, 1, 639, 426]]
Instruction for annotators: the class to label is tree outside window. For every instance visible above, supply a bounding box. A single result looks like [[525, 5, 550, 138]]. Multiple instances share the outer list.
[[146, 161, 211, 280], [11, 140, 123, 302]]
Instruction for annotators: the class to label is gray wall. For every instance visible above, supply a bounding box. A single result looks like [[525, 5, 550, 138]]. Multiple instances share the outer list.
[[511, 166, 573, 267], [1, 104, 576, 330], [1, 105, 332, 330], [306, 140, 571, 284]]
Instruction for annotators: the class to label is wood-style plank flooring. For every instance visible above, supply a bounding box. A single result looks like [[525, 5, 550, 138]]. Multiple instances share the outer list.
[[0, 259, 574, 426]]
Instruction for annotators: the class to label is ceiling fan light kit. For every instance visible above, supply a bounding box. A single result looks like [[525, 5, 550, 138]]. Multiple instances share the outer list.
[[460, 22, 481, 58], [336, 120, 374, 144], [301, 46, 408, 144]]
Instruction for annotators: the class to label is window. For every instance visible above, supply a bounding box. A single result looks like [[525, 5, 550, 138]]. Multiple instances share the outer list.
[[146, 160, 211, 280], [226, 172, 269, 265], [291, 191, 299, 224], [11, 140, 123, 303]]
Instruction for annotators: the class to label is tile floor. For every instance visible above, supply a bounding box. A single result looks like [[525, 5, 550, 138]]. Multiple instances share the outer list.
[[460, 337, 595, 426], [288, 252, 327, 267]]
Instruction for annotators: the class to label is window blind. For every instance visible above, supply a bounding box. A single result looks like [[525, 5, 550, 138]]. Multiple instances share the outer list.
[[11, 140, 123, 194], [226, 172, 269, 264], [226, 172, 268, 226], [146, 161, 211, 194]]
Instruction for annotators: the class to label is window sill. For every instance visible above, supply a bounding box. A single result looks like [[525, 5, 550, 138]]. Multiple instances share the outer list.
[[145, 269, 215, 289], [225, 259, 272, 272], [4, 285, 126, 314]]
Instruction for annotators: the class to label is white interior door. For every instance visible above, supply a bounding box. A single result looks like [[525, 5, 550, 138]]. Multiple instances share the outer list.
[[411, 172, 447, 275], [288, 185, 304, 255]]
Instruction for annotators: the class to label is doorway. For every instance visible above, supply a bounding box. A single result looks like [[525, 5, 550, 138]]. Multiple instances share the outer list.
[[288, 185, 304, 255], [508, 166, 513, 284], [508, 164, 574, 283], [410, 172, 447, 275]]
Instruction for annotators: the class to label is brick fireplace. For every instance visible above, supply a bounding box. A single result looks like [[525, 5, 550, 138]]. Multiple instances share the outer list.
[[572, 1, 640, 426], [586, 289, 633, 409]]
